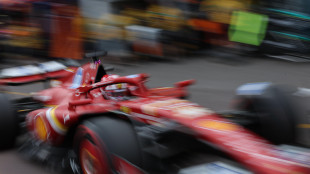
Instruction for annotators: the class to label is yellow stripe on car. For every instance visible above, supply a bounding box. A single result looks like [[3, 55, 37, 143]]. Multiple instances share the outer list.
[[51, 107, 68, 132], [46, 107, 68, 134]]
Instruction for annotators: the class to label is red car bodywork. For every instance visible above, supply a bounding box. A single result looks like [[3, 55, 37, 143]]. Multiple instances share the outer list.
[[1, 62, 310, 174]]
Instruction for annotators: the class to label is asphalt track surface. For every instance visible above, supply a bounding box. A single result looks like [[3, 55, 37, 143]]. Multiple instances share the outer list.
[[1, 54, 310, 174]]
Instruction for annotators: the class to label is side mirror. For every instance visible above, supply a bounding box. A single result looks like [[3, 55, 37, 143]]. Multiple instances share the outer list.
[[175, 80, 195, 88], [69, 99, 92, 110], [140, 73, 149, 81], [77, 86, 92, 93]]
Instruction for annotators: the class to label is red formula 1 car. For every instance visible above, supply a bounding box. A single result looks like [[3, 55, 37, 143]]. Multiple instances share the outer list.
[[0, 51, 310, 174]]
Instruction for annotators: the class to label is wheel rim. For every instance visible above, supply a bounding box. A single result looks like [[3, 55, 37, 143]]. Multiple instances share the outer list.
[[79, 139, 110, 174]]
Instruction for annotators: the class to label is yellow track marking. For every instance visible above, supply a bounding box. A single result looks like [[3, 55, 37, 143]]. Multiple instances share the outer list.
[[298, 124, 310, 128], [50, 107, 68, 132], [18, 109, 32, 112], [0, 91, 31, 96]]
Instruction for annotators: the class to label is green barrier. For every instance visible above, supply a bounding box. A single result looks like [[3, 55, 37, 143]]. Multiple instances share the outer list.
[[229, 11, 268, 46]]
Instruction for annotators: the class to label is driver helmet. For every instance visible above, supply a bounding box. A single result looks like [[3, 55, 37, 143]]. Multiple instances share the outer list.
[[103, 83, 130, 100], [100, 75, 130, 100]]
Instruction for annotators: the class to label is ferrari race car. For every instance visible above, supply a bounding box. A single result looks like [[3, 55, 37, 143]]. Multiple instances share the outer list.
[[1, 51, 310, 174]]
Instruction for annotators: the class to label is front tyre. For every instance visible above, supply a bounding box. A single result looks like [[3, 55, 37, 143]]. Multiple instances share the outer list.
[[74, 117, 143, 174], [233, 83, 299, 144]]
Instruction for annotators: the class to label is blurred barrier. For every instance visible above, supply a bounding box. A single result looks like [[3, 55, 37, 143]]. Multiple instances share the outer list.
[[49, 4, 82, 59], [1, 0, 310, 62], [229, 11, 268, 46]]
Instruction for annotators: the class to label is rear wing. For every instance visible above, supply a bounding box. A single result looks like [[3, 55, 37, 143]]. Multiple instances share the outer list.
[[0, 61, 77, 85]]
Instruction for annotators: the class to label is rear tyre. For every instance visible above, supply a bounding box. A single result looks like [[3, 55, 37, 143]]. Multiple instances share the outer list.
[[0, 93, 17, 149], [74, 117, 143, 174], [234, 84, 298, 144]]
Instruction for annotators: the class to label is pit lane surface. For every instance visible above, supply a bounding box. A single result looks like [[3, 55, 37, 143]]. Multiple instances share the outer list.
[[1, 55, 310, 174]]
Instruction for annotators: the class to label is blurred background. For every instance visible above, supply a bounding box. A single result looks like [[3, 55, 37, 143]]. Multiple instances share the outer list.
[[2, 0, 310, 174], [1, 0, 310, 62]]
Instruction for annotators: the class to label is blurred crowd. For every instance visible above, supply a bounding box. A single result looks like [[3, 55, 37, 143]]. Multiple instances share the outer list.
[[0, 0, 310, 61]]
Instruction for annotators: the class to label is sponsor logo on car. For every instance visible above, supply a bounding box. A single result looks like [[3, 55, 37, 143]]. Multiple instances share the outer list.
[[194, 120, 239, 132], [141, 99, 213, 118], [120, 106, 131, 114]]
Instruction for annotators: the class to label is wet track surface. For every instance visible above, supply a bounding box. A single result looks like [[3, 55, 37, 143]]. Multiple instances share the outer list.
[[1, 55, 310, 174]]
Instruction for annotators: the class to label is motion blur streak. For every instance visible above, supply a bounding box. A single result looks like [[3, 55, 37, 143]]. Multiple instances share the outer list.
[[0, 0, 309, 61], [1, 0, 310, 174]]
